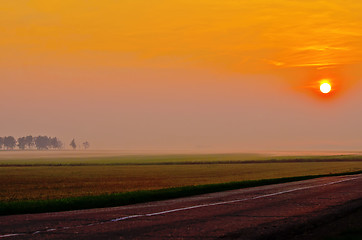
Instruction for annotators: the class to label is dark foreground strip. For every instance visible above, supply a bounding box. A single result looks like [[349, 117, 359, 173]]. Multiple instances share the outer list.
[[221, 198, 362, 240], [1, 170, 362, 216]]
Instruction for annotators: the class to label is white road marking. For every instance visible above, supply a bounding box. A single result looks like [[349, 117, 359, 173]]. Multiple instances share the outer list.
[[0, 234, 25, 238], [0, 175, 360, 238], [110, 176, 360, 221], [111, 214, 142, 222]]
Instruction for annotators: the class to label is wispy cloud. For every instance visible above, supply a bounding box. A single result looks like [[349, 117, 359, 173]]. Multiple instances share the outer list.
[[1, 0, 362, 72]]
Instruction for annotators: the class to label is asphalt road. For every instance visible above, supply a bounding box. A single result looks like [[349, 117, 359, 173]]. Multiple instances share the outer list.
[[1, 174, 361, 240]]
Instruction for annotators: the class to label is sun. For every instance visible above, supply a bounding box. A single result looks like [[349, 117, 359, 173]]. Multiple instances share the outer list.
[[320, 82, 331, 94]]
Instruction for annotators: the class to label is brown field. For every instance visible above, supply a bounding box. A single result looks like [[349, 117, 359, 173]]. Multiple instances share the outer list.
[[1, 152, 362, 201]]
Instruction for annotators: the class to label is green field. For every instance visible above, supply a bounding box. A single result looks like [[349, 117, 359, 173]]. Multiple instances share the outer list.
[[1, 152, 362, 202]]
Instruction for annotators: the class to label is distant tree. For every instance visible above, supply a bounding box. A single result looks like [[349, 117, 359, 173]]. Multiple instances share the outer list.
[[50, 137, 62, 149], [17, 137, 27, 150], [25, 135, 34, 149], [70, 139, 77, 150], [35, 136, 51, 150], [4, 136, 16, 150], [0, 135, 85, 151], [83, 141, 90, 150], [0, 137, 3, 150]]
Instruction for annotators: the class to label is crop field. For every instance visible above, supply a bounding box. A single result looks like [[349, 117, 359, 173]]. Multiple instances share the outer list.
[[1, 152, 362, 202]]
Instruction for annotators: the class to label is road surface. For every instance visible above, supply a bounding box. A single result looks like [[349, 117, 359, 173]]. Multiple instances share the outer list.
[[1, 174, 361, 239]]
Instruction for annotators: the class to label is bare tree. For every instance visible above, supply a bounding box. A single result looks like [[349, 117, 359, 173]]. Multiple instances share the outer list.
[[0, 137, 3, 150], [70, 139, 77, 150], [4, 136, 16, 150], [83, 141, 90, 150]]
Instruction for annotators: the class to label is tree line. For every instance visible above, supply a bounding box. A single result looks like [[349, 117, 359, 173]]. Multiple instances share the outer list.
[[0, 136, 90, 150]]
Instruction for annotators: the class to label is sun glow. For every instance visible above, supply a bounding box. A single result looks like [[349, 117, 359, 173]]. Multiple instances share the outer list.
[[320, 82, 332, 94]]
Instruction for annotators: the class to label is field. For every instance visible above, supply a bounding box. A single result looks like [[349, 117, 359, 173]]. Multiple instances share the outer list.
[[1, 151, 362, 202]]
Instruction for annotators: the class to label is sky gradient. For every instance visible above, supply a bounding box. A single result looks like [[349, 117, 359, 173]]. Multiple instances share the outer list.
[[1, 0, 362, 151]]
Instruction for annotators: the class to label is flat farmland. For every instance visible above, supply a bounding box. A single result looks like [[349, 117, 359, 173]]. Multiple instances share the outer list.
[[1, 152, 362, 202]]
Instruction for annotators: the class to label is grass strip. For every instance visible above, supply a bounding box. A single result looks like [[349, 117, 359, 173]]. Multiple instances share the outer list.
[[2, 158, 362, 167], [1, 170, 361, 216]]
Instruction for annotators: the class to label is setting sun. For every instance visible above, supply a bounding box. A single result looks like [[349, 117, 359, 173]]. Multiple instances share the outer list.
[[320, 82, 332, 94]]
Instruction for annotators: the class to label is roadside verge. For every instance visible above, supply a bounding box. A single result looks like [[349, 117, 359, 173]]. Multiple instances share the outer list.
[[1, 170, 361, 216]]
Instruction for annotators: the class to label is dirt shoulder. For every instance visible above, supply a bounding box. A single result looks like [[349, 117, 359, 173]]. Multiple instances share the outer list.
[[262, 199, 362, 240]]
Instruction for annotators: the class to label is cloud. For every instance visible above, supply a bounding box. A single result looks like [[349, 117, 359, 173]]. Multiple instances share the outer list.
[[1, 0, 362, 74]]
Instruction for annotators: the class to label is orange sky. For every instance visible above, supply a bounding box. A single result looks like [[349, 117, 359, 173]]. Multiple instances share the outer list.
[[1, 0, 362, 151]]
